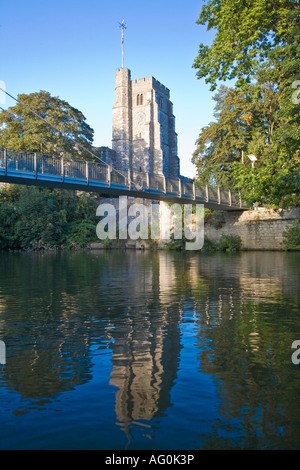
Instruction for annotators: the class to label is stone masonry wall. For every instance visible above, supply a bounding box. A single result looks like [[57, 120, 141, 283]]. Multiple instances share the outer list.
[[91, 201, 300, 252], [205, 207, 300, 250], [112, 68, 180, 178]]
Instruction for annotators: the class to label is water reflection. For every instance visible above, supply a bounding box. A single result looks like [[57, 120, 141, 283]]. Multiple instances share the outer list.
[[0, 250, 299, 449]]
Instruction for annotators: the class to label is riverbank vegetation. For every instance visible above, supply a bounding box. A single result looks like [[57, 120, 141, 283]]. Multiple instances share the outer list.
[[283, 223, 300, 251], [165, 232, 242, 253], [0, 184, 99, 250]]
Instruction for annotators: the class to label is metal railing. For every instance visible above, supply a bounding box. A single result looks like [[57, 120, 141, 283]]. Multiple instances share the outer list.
[[149, 174, 165, 192], [166, 178, 180, 194], [0, 147, 247, 208], [131, 170, 148, 189]]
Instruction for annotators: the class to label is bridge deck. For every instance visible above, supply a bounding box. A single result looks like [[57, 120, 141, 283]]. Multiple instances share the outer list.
[[0, 147, 248, 211]]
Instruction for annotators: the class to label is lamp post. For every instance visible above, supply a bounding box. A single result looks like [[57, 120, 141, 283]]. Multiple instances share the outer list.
[[248, 154, 258, 210], [248, 154, 257, 168]]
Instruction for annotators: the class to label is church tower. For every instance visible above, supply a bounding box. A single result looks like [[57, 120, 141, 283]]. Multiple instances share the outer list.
[[112, 68, 180, 178], [112, 68, 132, 171]]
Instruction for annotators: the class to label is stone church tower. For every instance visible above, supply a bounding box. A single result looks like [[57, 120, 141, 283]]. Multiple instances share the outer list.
[[112, 68, 180, 178]]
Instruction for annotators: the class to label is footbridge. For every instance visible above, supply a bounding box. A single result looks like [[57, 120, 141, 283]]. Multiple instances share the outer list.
[[0, 147, 248, 211]]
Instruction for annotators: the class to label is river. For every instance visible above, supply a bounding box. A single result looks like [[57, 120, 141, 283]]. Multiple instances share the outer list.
[[0, 249, 299, 450]]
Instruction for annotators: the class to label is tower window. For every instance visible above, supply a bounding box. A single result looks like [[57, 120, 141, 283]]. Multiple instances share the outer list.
[[137, 94, 143, 106]]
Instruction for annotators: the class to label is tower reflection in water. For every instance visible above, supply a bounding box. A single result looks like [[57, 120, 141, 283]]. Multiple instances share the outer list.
[[107, 253, 183, 435], [0, 250, 299, 449]]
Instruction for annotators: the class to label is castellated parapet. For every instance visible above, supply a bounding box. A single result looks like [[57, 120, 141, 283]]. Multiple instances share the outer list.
[[112, 68, 180, 178]]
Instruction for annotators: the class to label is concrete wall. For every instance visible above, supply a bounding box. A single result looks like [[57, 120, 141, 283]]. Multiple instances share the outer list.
[[205, 207, 300, 250]]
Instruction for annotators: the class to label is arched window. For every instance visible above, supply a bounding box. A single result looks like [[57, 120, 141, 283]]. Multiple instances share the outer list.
[[137, 94, 143, 106]]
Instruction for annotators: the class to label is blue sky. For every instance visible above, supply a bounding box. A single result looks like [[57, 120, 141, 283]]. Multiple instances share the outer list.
[[1, 0, 217, 178]]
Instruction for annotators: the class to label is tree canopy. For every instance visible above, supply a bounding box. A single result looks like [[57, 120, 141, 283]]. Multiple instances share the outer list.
[[192, 0, 300, 208], [0, 91, 103, 250], [193, 0, 299, 91], [0, 91, 95, 160]]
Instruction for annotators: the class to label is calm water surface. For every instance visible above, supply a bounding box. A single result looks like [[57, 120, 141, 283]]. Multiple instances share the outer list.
[[0, 250, 300, 450]]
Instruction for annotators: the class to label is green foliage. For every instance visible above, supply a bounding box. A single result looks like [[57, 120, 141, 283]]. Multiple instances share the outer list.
[[193, 85, 256, 187], [204, 209, 225, 229], [217, 234, 242, 252], [193, 81, 300, 207], [0, 199, 18, 249], [0, 91, 95, 160], [283, 223, 300, 250], [102, 237, 113, 249], [231, 155, 300, 208], [164, 233, 186, 251], [66, 219, 97, 249], [164, 231, 242, 253], [0, 185, 99, 250], [193, 0, 299, 91], [201, 236, 217, 254], [193, 1, 300, 208]]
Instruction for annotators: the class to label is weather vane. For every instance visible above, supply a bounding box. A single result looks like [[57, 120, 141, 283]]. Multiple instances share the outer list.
[[119, 19, 127, 68]]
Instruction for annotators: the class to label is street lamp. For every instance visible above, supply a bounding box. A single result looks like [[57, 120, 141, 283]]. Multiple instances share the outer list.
[[248, 154, 257, 168]]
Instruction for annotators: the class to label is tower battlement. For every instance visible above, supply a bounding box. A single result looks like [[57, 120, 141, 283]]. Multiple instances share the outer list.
[[116, 67, 130, 73], [151, 77, 170, 97], [133, 77, 147, 84], [130, 76, 170, 97]]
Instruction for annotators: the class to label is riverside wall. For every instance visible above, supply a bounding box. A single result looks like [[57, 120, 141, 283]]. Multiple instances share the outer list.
[[204, 207, 300, 250], [90, 204, 300, 251]]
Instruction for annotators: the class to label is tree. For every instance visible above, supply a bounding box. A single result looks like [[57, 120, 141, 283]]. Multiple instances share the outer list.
[[0, 184, 99, 250], [0, 91, 95, 160], [193, 0, 299, 91], [192, 1, 300, 208], [193, 85, 255, 187], [192, 81, 280, 186], [0, 92, 103, 249]]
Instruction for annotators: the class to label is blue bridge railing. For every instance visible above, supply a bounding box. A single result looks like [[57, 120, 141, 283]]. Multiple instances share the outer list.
[[0, 147, 248, 209]]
